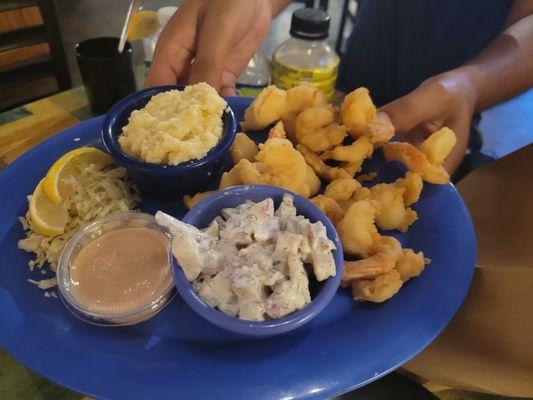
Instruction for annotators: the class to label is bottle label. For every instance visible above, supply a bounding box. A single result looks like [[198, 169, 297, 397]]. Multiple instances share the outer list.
[[236, 83, 268, 98], [271, 59, 339, 100]]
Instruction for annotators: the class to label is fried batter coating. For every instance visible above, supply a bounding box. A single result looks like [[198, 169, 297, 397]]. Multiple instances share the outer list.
[[294, 106, 347, 152], [281, 84, 327, 140], [241, 85, 287, 131], [230, 138, 318, 198], [342, 236, 402, 281], [183, 191, 216, 209], [383, 128, 457, 184], [305, 165, 321, 197], [321, 136, 374, 163], [297, 144, 352, 182], [267, 121, 287, 140], [420, 127, 457, 164], [230, 132, 259, 163], [324, 178, 361, 202], [351, 270, 403, 303], [219, 166, 242, 189], [341, 161, 363, 177], [362, 113, 395, 146], [395, 171, 423, 206], [370, 183, 418, 232], [337, 200, 380, 257], [340, 87, 376, 137], [395, 248, 427, 282], [356, 172, 378, 183], [310, 195, 345, 225]]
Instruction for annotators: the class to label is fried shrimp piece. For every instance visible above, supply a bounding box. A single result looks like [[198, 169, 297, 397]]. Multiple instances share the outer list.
[[394, 171, 423, 206], [305, 165, 321, 197], [233, 138, 318, 198], [230, 132, 259, 163], [340, 87, 376, 137], [370, 183, 418, 232], [341, 161, 363, 177], [395, 248, 428, 282], [356, 172, 378, 183], [310, 195, 345, 225], [219, 166, 242, 189], [420, 127, 457, 164], [183, 191, 216, 209], [321, 136, 374, 163], [383, 128, 457, 184], [281, 84, 326, 140], [337, 200, 380, 257], [383, 142, 450, 184], [297, 144, 351, 182], [351, 270, 403, 303], [362, 113, 395, 146], [267, 121, 287, 140], [241, 85, 287, 131], [340, 88, 395, 146], [294, 106, 347, 152], [324, 178, 361, 202], [342, 237, 402, 281]]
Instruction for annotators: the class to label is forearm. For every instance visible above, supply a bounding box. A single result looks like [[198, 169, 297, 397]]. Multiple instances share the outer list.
[[460, 14, 533, 112], [268, 0, 292, 17]]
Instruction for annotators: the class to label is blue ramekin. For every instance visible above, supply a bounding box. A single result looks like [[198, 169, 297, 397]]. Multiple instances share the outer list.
[[101, 85, 237, 197], [170, 185, 344, 337]]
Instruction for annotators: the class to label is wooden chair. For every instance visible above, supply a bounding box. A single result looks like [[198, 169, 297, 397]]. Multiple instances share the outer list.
[[0, 0, 71, 111]]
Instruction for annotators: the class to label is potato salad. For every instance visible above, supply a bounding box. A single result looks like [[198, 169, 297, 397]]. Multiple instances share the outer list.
[[156, 194, 336, 321]]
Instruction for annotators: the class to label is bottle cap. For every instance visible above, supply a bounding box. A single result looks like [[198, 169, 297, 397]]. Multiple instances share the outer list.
[[290, 8, 330, 40]]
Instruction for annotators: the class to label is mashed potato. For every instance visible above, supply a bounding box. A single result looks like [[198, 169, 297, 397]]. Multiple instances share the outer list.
[[119, 83, 227, 165]]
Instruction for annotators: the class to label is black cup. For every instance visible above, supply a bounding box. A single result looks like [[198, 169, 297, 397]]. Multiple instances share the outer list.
[[75, 37, 137, 115]]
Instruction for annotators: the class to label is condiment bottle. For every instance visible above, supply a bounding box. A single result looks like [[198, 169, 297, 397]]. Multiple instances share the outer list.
[[271, 8, 339, 100], [236, 51, 271, 98]]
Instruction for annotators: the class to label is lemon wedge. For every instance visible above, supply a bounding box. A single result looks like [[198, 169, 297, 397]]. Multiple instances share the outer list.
[[29, 180, 68, 237], [127, 10, 159, 41], [43, 147, 113, 204]]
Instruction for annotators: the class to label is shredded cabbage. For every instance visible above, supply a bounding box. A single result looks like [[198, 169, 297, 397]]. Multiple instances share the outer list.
[[18, 164, 141, 286]]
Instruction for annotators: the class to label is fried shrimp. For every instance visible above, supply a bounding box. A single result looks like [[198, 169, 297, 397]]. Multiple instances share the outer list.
[[297, 144, 352, 182], [230, 132, 259, 163], [241, 86, 287, 131], [337, 200, 380, 257], [351, 270, 403, 303], [282, 84, 326, 140], [340, 87, 376, 137], [310, 195, 345, 225], [294, 106, 347, 152], [321, 136, 374, 163], [383, 128, 457, 184]]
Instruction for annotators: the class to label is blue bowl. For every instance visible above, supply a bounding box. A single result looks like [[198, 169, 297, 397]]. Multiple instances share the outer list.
[[101, 85, 237, 197], [171, 185, 344, 337]]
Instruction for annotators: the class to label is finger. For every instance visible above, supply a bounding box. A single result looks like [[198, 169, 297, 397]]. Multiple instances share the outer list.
[[188, 10, 238, 90], [145, 5, 197, 87], [220, 70, 238, 96], [379, 85, 442, 135], [146, 55, 181, 87]]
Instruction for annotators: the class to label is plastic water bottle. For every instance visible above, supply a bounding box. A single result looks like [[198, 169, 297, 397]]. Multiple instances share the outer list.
[[271, 8, 339, 100], [236, 51, 270, 98]]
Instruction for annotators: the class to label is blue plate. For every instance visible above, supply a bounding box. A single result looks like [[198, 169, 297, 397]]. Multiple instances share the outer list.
[[0, 97, 476, 400]]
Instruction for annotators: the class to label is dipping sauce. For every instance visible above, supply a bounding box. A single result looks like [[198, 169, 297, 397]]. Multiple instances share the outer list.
[[69, 226, 172, 315]]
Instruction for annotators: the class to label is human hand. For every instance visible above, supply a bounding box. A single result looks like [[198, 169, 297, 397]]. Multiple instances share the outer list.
[[380, 70, 478, 173], [145, 0, 273, 95]]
